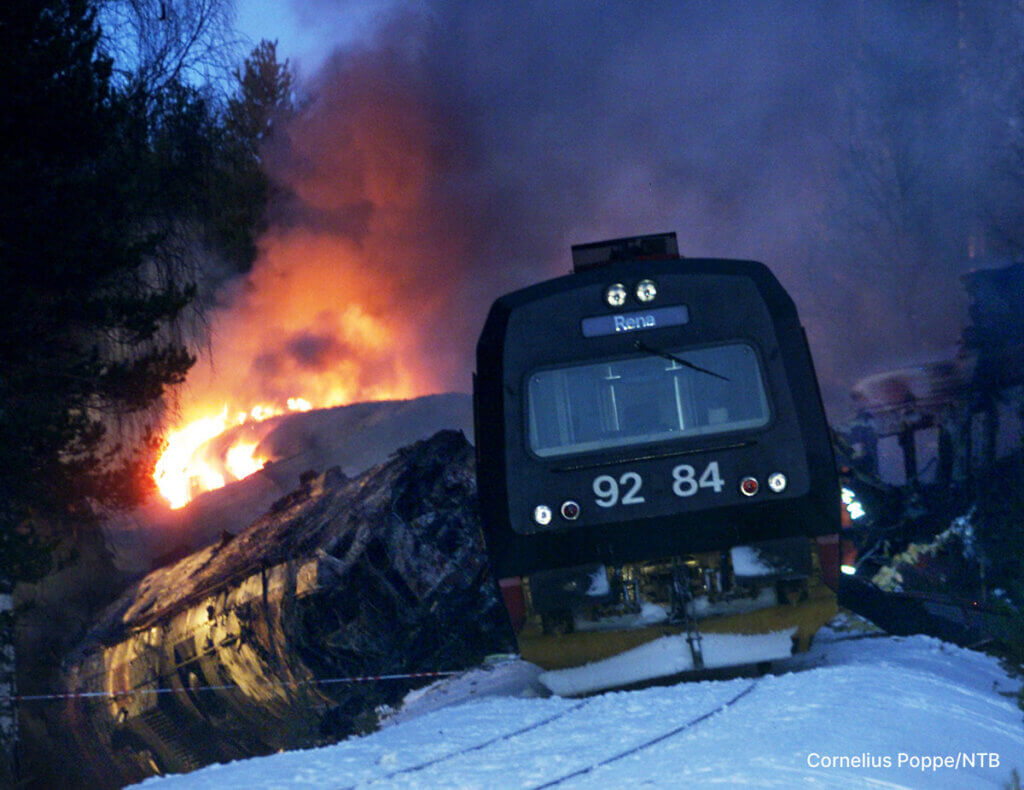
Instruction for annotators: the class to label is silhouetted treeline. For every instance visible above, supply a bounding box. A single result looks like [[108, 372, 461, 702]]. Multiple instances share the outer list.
[[0, 0, 292, 781]]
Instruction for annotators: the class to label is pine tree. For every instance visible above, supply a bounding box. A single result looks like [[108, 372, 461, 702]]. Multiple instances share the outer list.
[[0, 1, 278, 780], [216, 38, 295, 272], [0, 1, 130, 777]]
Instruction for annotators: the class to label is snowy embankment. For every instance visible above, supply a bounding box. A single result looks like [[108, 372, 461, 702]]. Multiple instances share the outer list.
[[136, 617, 1023, 789]]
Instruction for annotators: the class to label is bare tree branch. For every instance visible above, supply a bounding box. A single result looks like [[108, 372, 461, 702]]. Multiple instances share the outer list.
[[97, 0, 243, 94]]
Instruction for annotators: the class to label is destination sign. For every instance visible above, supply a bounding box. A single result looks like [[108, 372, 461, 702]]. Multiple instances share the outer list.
[[581, 304, 690, 338]]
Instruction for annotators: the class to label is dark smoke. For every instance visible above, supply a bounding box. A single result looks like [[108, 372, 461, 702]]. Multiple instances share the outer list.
[[203, 0, 1024, 420]]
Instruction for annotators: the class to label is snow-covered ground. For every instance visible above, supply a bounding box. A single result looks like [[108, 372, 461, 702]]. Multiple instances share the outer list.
[[135, 616, 1023, 789]]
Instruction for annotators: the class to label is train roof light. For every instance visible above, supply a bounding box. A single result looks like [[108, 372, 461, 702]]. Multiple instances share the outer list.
[[605, 283, 628, 307], [571, 232, 680, 272], [636, 279, 657, 303]]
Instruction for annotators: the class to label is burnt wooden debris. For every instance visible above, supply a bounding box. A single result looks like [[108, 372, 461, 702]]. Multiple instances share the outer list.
[[49, 430, 509, 788]]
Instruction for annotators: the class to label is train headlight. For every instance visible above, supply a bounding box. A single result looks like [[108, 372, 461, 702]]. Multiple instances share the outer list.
[[767, 472, 787, 493], [533, 505, 552, 526], [635, 279, 657, 303], [605, 283, 628, 307]]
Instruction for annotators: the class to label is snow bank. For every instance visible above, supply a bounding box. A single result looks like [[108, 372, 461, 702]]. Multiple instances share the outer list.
[[380, 658, 549, 727], [134, 620, 1024, 789]]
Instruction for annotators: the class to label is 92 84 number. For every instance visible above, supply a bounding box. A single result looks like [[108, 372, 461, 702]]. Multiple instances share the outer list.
[[592, 462, 724, 508]]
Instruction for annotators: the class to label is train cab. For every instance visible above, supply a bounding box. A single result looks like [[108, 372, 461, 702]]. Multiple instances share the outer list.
[[474, 233, 840, 688]]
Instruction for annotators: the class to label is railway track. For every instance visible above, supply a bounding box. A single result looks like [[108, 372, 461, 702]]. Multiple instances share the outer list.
[[336, 698, 595, 789], [338, 678, 761, 788], [527, 679, 759, 789]]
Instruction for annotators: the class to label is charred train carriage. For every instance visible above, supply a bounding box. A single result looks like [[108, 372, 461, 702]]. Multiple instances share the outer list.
[[474, 233, 840, 690]]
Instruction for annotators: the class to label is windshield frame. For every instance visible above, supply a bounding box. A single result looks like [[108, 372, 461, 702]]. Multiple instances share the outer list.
[[523, 340, 773, 460]]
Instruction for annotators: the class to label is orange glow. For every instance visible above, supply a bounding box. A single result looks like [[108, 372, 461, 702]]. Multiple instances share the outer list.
[[151, 244, 433, 508], [154, 402, 305, 509], [154, 410, 231, 509], [150, 48, 471, 509], [225, 441, 267, 481]]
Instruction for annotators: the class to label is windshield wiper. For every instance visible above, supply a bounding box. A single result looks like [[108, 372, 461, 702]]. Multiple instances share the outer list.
[[632, 340, 730, 382]]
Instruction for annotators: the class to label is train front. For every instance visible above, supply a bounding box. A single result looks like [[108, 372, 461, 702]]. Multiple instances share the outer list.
[[474, 234, 840, 695]]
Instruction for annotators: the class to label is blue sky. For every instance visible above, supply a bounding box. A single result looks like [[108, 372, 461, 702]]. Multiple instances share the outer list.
[[234, 0, 394, 76]]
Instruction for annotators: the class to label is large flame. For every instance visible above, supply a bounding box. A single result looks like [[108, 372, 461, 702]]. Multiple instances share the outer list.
[[154, 397, 327, 509], [151, 263, 429, 508], [151, 258, 430, 508], [151, 37, 491, 509], [154, 410, 233, 509], [153, 404, 289, 509]]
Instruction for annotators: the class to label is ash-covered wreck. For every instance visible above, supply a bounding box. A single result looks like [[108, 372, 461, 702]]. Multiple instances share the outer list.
[[57, 431, 509, 787], [834, 262, 1024, 653], [840, 262, 1024, 486]]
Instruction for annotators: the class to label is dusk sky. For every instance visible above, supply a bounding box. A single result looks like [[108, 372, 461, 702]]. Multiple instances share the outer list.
[[235, 0, 391, 74]]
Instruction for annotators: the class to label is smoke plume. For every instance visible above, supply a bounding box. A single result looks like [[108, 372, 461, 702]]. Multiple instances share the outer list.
[[185, 0, 1024, 422]]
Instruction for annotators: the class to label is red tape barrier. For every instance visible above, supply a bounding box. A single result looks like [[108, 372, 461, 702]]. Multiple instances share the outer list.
[[1, 670, 462, 704]]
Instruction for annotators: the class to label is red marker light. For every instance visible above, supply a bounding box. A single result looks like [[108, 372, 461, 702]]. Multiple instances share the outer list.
[[740, 476, 759, 497]]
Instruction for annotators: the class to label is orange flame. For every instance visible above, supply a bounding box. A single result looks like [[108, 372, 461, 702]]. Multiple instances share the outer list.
[[152, 292, 426, 508], [224, 441, 266, 481], [155, 398, 319, 509], [151, 45, 476, 509], [154, 409, 232, 509]]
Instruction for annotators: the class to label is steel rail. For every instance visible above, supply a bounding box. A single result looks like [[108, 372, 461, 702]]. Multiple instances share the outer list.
[[337, 697, 594, 789], [528, 678, 760, 789]]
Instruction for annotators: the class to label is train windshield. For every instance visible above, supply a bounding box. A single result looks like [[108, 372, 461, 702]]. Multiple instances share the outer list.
[[527, 342, 770, 458]]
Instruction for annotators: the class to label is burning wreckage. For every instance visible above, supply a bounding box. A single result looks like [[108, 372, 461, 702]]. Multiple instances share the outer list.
[[34, 263, 1024, 785], [55, 431, 510, 787], [834, 262, 1024, 652]]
